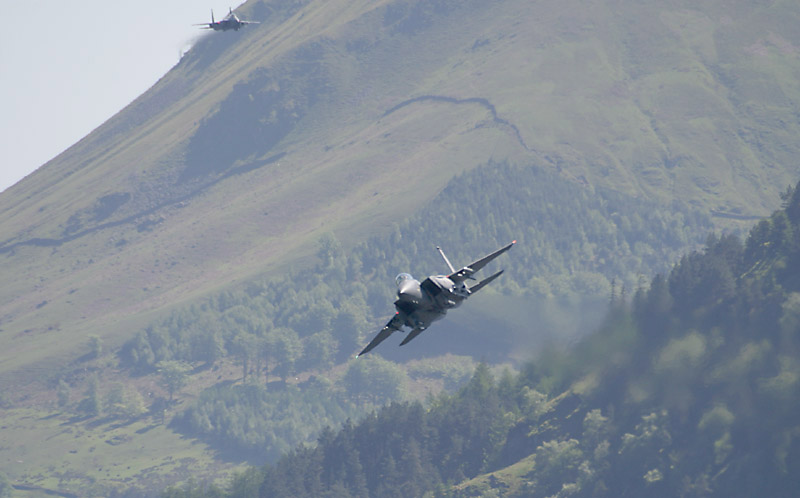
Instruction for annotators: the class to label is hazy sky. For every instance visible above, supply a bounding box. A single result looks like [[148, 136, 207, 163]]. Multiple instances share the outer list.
[[0, 1, 242, 193]]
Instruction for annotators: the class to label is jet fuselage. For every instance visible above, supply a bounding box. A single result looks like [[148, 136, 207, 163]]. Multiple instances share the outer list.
[[394, 273, 466, 330], [356, 241, 515, 357]]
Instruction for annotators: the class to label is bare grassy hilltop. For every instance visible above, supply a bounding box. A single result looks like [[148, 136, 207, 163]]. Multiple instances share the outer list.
[[1, 0, 798, 494]]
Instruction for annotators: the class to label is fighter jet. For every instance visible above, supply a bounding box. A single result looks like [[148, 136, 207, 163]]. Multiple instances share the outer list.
[[194, 8, 260, 31], [357, 241, 516, 357]]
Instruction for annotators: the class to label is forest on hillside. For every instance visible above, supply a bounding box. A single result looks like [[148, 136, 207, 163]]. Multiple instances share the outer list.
[[105, 161, 712, 461], [158, 181, 800, 497], [7, 1, 800, 495], [122, 160, 711, 370], [123, 161, 711, 373]]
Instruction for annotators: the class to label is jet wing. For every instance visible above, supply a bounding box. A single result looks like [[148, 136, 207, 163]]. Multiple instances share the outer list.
[[399, 327, 426, 346], [449, 240, 515, 284], [356, 314, 402, 357]]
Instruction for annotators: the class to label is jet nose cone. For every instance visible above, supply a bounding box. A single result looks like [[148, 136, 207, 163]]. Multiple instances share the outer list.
[[397, 280, 423, 302]]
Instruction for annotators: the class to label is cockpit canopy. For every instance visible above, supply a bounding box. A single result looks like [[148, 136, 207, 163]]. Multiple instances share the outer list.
[[396, 273, 414, 288]]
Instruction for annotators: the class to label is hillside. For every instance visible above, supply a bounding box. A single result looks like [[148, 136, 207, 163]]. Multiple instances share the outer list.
[[2, 0, 799, 385], [164, 181, 800, 498], [1, 0, 800, 494]]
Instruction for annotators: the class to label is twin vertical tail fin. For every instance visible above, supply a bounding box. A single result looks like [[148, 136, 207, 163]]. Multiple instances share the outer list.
[[444, 240, 516, 284], [468, 270, 504, 293], [436, 246, 456, 273]]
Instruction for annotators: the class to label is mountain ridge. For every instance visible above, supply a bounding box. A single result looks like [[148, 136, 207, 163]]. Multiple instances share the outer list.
[[1, 0, 800, 492], [3, 0, 799, 390], [169, 181, 800, 498]]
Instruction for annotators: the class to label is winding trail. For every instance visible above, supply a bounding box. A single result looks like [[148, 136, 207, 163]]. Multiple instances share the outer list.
[[3, 95, 529, 253], [382, 95, 532, 152]]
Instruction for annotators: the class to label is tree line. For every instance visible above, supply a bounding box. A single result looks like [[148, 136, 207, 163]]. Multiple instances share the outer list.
[[159, 180, 800, 497], [103, 160, 715, 480], [121, 160, 711, 375], [171, 355, 419, 462]]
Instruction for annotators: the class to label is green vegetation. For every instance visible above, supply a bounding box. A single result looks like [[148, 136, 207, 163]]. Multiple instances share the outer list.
[[0, 406, 240, 498], [162, 183, 800, 496], [1, 0, 800, 495], [2, 0, 798, 385], [174, 364, 399, 461], [106, 160, 710, 466], [121, 160, 711, 373], [158, 361, 192, 402]]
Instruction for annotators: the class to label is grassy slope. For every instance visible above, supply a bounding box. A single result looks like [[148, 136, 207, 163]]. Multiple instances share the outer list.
[[2, 0, 798, 385], [2, 407, 238, 496], [0, 0, 799, 492], [0, 0, 504, 384]]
